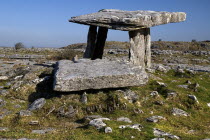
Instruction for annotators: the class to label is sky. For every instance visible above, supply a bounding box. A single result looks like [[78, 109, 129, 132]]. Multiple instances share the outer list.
[[0, 0, 210, 48]]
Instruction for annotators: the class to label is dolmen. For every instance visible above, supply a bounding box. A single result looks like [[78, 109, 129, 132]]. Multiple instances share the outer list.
[[53, 9, 186, 92]]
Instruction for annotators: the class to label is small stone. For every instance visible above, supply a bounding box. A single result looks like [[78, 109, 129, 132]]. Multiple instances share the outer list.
[[120, 89, 139, 103], [0, 76, 8, 80], [131, 136, 135, 139], [186, 80, 191, 84], [153, 128, 180, 139], [177, 68, 185, 74], [188, 95, 199, 103], [105, 127, 112, 133], [177, 85, 188, 89], [18, 110, 32, 117], [133, 108, 144, 114], [0, 98, 6, 107], [89, 118, 110, 129], [154, 100, 164, 105], [0, 127, 8, 131], [171, 108, 189, 116], [117, 117, 132, 123], [28, 98, 46, 111], [14, 104, 21, 108], [0, 89, 9, 96], [84, 115, 103, 121], [150, 91, 159, 97], [32, 128, 55, 134], [156, 65, 168, 73], [65, 105, 77, 118], [119, 124, 143, 131], [29, 120, 39, 125], [156, 81, 167, 87], [207, 103, 210, 107], [146, 68, 155, 73], [151, 138, 165, 140], [167, 92, 177, 98], [147, 116, 165, 123], [188, 130, 196, 134], [80, 92, 87, 104]]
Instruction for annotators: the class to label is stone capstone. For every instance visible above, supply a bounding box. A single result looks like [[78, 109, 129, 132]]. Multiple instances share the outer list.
[[69, 9, 186, 31], [53, 59, 148, 92]]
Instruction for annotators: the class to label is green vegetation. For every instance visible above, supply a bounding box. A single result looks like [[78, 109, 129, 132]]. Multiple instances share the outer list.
[[0, 69, 210, 139]]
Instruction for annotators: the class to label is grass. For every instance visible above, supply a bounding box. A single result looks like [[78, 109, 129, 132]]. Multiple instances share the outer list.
[[1, 69, 210, 139]]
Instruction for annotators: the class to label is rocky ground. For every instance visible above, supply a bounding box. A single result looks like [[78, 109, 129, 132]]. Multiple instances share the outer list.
[[0, 41, 210, 140]]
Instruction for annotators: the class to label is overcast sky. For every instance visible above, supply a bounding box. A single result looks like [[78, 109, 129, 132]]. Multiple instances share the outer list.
[[0, 0, 210, 47]]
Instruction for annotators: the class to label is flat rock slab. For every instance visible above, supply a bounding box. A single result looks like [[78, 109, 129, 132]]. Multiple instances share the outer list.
[[69, 9, 186, 31], [53, 59, 148, 92]]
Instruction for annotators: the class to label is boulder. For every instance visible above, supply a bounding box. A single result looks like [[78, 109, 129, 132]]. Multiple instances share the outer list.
[[105, 127, 112, 133], [89, 118, 110, 129], [53, 59, 148, 92]]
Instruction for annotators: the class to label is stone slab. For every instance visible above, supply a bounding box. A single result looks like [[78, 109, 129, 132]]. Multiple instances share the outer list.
[[69, 9, 186, 31], [53, 59, 148, 92]]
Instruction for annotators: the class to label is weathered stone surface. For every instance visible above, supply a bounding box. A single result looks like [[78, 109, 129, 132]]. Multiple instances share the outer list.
[[53, 59, 148, 92], [147, 116, 166, 123], [171, 108, 189, 116], [188, 95, 199, 103], [119, 124, 143, 131], [69, 9, 186, 31], [153, 128, 180, 139], [28, 98, 46, 111], [105, 127, 112, 133], [89, 118, 110, 129], [18, 110, 32, 117], [117, 117, 132, 123]]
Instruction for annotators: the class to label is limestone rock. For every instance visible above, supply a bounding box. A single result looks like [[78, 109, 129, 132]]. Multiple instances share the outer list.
[[121, 89, 139, 103], [188, 95, 199, 103], [0, 76, 8, 80], [105, 127, 112, 133], [28, 98, 46, 111], [117, 117, 132, 123], [150, 91, 159, 97], [153, 128, 180, 139], [69, 9, 186, 31], [80, 92, 87, 104], [18, 110, 32, 117], [53, 59, 148, 92], [147, 116, 166, 123], [89, 118, 110, 129], [207, 103, 210, 107], [119, 124, 143, 131], [171, 108, 189, 116], [31, 128, 55, 134]]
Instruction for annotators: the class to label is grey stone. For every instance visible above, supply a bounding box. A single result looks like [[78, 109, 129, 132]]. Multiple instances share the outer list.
[[105, 127, 112, 133], [53, 59, 148, 92], [28, 98, 46, 111], [147, 116, 165, 123], [177, 85, 188, 89], [69, 9, 186, 31], [84, 115, 102, 121], [167, 92, 177, 98], [29, 120, 39, 125], [156, 65, 168, 73], [89, 118, 110, 129], [154, 100, 164, 105], [188, 95, 199, 103], [80, 92, 87, 104], [153, 128, 180, 139], [57, 105, 77, 118], [18, 110, 32, 117], [122, 89, 139, 103], [0, 99, 6, 108], [0, 90, 9, 96], [151, 138, 165, 140], [150, 91, 159, 97], [133, 108, 144, 114], [117, 117, 132, 123], [0, 127, 8, 131], [0, 76, 8, 80], [171, 108, 189, 116], [119, 124, 143, 131], [31, 128, 55, 134]]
